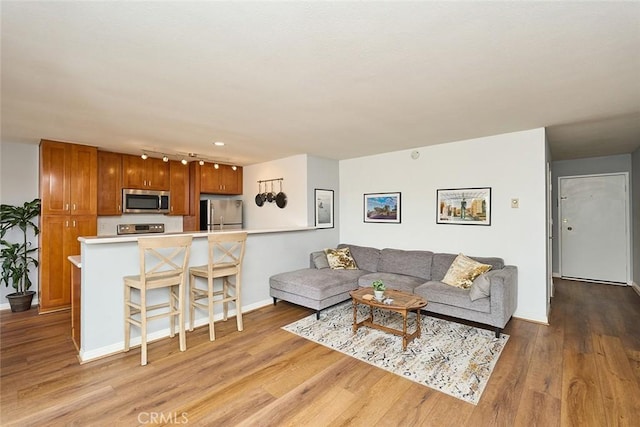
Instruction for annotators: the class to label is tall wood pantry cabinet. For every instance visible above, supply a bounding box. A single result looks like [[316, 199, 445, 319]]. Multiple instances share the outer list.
[[39, 140, 97, 313]]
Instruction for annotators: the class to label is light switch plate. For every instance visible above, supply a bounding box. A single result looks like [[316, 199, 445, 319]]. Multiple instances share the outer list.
[[511, 198, 519, 208]]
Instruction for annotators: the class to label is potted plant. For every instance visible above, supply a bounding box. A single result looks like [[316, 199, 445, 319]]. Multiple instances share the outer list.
[[372, 279, 386, 301], [1, 199, 41, 312]]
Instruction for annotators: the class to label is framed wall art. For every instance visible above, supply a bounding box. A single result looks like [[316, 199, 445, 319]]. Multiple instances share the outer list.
[[314, 189, 334, 228], [364, 192, 401, 223], [436, 187, 491, 225]]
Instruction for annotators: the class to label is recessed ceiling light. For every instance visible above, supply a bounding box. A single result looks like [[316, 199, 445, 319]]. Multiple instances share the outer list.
[[214, 141, 225, 146]]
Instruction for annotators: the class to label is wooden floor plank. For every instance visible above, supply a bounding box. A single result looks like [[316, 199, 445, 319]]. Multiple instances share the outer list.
[[1, 280, 639, 426], [561, 351, 608, 427], [592, 333, 640, 426]]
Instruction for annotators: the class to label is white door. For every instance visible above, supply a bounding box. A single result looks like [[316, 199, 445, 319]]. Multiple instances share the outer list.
[[559, 173, 628, 284]]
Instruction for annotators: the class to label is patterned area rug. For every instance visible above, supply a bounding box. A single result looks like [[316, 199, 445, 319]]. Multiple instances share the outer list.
[[282, 301, 509, 405]]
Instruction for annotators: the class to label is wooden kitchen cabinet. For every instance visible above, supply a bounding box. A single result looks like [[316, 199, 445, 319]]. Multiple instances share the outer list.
[[39, 215, 96, 313], [168, 160, 189, 215], [97, 151, 123, 215], [40, 140, 98, 216], [200, 163, 243, 195], [122, 154, 170, 190], [40, 140, 97, 313]]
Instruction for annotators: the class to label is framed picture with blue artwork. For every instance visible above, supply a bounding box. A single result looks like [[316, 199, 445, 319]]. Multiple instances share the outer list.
[[364, 192, 401, 223]]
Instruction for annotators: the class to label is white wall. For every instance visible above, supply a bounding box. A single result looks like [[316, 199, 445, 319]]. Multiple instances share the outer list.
[[242, 154, 309, 229], [339, 128, 549, 323], [632, 147, 640, 287], [0, 142, 40, 308], [307, 155, 340, 241]]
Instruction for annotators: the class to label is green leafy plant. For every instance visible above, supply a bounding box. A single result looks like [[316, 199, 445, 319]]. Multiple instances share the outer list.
[[1, 199, 41, 294], [372, 279, 386, 291]]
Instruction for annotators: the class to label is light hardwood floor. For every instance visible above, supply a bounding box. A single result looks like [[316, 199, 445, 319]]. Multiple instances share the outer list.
[[1, 279, 639, 426]]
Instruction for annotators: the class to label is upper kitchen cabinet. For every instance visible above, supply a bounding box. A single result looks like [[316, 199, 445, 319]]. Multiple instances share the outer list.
[[200, 163, 243, 195], [97, 151, 123, 215], [122, 154, 170, 191], [40, 140, 98, 216], [168, 160, 189, 215]]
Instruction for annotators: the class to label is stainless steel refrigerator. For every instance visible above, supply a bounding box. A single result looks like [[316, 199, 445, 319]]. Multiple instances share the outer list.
[[199, 199, 243, 231]]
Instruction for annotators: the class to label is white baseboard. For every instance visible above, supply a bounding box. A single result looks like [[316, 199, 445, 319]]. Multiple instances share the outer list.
[[552, 272, 561, 278], [79, 298, 273, 363], [632, 281, 640, 297]]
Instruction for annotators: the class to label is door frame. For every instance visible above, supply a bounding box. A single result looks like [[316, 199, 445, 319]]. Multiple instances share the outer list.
[[558, 172, 631, 285]]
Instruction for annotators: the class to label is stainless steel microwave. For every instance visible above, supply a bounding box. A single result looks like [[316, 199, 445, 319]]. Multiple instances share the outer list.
[[122, 189, 170, 214]]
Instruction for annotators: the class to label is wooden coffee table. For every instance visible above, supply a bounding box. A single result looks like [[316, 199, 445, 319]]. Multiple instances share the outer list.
[[350, 288, 428, 350]]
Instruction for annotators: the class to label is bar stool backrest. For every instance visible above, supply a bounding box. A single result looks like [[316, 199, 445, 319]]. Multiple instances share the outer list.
[[206, 232, 247, 277], [137, 235, 193, 288]]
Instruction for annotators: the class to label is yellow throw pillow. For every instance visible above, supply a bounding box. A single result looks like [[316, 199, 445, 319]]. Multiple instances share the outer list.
[[442, 253, 492, 289], [324, 247, 358, 270]]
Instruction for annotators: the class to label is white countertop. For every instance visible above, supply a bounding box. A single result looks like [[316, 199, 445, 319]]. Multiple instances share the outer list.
[[67, 255, 82, 268], [79, 226, 316, 245]]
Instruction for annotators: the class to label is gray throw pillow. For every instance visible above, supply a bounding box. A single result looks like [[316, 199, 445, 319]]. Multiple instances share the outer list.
[[312, 251, 330, 269], [469, 273, 491, 301]]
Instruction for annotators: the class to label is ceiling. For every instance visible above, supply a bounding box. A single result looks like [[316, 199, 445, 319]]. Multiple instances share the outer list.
[[2, 2, 639, 166]]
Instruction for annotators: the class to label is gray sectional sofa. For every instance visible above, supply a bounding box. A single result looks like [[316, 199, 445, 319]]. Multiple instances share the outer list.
[[269, 243, 517, 337]]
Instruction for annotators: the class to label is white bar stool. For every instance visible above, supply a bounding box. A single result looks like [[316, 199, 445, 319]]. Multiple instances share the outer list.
[[189, 232, 247, 341], [124, 235, 193, 366]]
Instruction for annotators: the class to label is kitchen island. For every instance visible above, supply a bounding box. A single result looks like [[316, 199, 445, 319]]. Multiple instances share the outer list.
[[77, 227, 337, 362]]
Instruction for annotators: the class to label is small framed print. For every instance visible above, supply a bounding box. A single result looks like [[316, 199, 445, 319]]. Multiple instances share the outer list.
[[436, 187, 491, 225], [364, 192, 401, 223], [314, 189, 334, 228]]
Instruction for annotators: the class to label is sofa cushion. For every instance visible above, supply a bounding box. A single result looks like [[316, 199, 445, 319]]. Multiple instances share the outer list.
[[415, 281, 491, 313], [338, 244, 380, 272], [311, 251, 330, 269], [324, 248, 358, 270], [270, 268, 367, 300], [442, 253, 492, 289], [469, 273, 491, 301], [378, 248, 434, 280], [358, 272, 426, 293], [431, 253, 505, 282]]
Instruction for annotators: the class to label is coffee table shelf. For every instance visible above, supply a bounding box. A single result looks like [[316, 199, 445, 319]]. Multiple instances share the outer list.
[[350, 288, 428, 350]]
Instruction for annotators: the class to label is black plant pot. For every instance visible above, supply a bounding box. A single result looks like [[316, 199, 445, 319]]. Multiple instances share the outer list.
[[7, 291, 36, 312]]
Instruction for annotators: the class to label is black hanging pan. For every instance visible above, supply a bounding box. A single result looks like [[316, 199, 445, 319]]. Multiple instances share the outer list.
[[255, 182, 264, 207], [267, 181, 276, 203], [276, 180, 287, 208]]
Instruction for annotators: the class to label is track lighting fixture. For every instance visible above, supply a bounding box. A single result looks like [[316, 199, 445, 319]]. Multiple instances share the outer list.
[[139, 150, 238, 169]]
